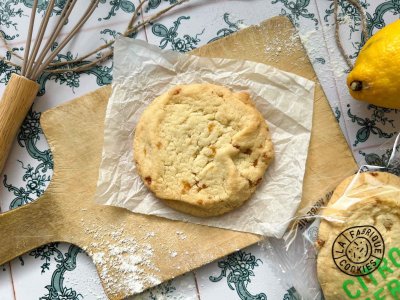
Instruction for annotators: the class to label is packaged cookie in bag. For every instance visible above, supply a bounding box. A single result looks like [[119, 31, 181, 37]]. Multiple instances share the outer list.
[[317, 171, 400, 299], [263, 135, 400, 300], [316, 134, 400, 299]]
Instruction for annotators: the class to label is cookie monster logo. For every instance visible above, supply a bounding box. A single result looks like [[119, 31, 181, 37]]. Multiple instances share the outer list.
[[332, 225, 385, 276]]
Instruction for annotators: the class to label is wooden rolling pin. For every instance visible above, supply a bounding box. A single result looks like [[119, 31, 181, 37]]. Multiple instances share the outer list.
[[0, 74, 39, 173]]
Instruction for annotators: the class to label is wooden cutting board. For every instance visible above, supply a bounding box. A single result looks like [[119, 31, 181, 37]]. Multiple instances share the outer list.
[[0, 17, 357, 299]]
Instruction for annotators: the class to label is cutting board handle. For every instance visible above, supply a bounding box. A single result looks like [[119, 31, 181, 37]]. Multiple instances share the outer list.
[[0, 74, 39, 173], [0, 200, 57, 264]]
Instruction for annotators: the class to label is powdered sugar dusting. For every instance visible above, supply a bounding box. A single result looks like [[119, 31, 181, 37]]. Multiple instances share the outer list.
[[92, 252, 105, 264], [145, 231, 156, 239], [264, 23, 302, 63], [82, 220, 161, 298], [175, 231, 187, 240]]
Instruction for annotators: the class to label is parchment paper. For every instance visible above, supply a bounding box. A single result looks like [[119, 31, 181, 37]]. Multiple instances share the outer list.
[[95, 37, 315, 238]]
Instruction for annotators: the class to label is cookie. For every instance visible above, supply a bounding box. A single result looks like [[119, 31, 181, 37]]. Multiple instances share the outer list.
[[317, 172, 400, 300], [133, 83, 274, 217]]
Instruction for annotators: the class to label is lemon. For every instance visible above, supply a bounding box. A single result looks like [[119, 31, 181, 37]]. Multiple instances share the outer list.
[[347, 19, 400, 109]]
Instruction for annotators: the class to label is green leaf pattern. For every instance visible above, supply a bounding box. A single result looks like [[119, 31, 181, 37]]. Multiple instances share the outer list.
[[152, 16, 203, 52], [272, 0, 318, 27], [0, 0, 23, 40], [98, 0, 136, 21], [210, 250, 267, 300], [145, 0, 176, 12], [347, 104, 397, 147]]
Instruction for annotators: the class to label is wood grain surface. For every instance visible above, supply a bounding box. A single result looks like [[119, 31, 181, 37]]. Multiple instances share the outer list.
[[0, 74, 39, 174], [0, 17, 357, 299]]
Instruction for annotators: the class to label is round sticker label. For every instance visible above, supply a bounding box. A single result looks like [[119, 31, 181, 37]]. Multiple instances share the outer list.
[[332, 225, 385, 276]]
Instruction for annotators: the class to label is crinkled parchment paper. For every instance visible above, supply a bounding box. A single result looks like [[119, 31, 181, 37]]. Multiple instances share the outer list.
[[95, 37, 315, 238]]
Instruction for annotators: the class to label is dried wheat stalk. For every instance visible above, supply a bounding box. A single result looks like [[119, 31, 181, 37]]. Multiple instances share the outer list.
[[0, 0, 189, 77]]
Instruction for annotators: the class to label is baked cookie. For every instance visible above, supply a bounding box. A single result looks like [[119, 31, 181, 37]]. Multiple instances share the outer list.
[[133, 83, 274, 217], [317, 172, 400, 300]]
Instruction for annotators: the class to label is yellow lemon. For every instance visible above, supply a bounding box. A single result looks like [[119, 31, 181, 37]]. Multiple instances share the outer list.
[[347, 19, 400, 109]]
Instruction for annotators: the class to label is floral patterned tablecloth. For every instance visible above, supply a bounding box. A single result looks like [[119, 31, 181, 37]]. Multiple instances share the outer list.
[[0, 1, 399, 299]]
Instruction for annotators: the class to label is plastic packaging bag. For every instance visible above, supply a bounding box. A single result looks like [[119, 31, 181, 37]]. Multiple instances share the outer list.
[[264, 134, 400, 300]]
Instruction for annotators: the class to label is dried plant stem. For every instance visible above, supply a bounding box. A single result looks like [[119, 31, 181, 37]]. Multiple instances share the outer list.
[[334, 0, 369, 70], [47, 50, 113, 73], [126, 0, 148, 33], [126, 0, 188, 36], [47, 0, 189, 72], [46, 20, 146, 70], [32, 0, 100, 79], [48, 42, 112, 68], [30, 0, 77, 77], [25, 0, 56, 78], [0, 56, 22, 68], [0, 0, 188, 76], [0, 34, 24, 62], [22, 0, 38, 75]]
